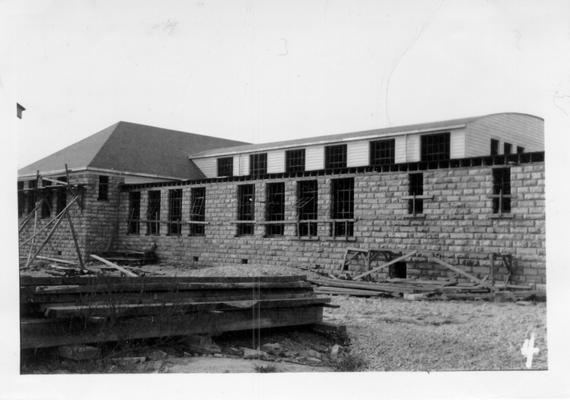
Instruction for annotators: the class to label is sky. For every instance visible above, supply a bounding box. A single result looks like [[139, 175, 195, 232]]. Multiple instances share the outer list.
[[1, 0, 569, 168], [2, 1, 570, 398]]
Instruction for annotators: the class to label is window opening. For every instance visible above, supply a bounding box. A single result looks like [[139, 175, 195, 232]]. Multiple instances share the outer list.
[[265, 182, 285, 236], [237, 184, 255, 235]]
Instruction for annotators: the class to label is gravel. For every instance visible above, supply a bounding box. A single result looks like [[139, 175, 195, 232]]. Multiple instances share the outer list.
[[324, 296, 547, 371]]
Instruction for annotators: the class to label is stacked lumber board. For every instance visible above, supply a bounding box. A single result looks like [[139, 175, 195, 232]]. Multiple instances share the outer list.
[[20, 275, 331, 349], [309, 276, 544, 301]]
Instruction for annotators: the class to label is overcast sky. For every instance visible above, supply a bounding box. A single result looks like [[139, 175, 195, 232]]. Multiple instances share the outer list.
[[2, 0, 569, 168]]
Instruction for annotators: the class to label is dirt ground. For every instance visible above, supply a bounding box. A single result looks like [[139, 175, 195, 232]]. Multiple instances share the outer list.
[[21, 263, 547, 373], [325, 295, 547, 371]]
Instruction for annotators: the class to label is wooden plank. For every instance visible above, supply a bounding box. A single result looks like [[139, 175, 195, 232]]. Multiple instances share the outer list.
[[431, 258, 489, 287], [351, 251, 417, 281], [20, 289, 315, 308], [89, 255, 138, 277], [36, 256, 77, 266], [310, 278, 442, 293], [20, 306, 325, 349], [314, 287, 384, 297], [66, 212, 86, 271], [23, 196, 79, 268], [21, 281, 313, 297], [42, 297, 331, 319], [19, 274, 307, 286]]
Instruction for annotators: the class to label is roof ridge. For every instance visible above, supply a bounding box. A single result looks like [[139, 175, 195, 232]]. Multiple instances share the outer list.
[[85, 121, 122, 168]]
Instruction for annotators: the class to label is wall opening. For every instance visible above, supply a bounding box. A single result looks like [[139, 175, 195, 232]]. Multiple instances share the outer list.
[[285, 149, 305, 173], [127, 191, 141, 234], [331, 177, 354, 237], [324, 144, 347, 169], [265, 182, 285, 236], [297, 180, 318, 237], [217, 157, 233, 177], [167, 189, 183, 236], [250, 153, 267, 176], [492, 167, 511, 214], [370, 138, 395, 166], [389, 262, 407, 279], [421, 132, 450, 161], [146, 190, 161, 235], [237, 184, 255, 236], [98, 175, 109, 201], [408, 173, 424, 215], [190, 187, 206, 236]]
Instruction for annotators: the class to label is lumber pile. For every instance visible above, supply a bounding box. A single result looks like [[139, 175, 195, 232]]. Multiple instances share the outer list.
[[20, 275, 331, 349], [309, 276, 544, 301]]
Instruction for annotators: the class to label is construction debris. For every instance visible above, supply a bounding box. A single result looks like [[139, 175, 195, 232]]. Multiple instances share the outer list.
[[309, 275, 544, 301], [20, 274, 331, 349]]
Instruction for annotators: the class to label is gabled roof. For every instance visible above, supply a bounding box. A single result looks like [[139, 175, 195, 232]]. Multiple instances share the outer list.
[[189, 112, 543, 158], [18, 122, 249, 179]]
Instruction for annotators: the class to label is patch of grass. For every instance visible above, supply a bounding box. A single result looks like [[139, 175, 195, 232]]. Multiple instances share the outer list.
[[331, 351, 368, 372], [254, 364, 278, 373]]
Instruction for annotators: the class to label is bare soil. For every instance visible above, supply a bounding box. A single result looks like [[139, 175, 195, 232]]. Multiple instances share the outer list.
[[324, 295, 547, 371], [21, 263, 547, 372]]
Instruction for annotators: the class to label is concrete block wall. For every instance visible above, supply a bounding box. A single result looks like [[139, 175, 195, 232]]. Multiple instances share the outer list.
[[18, 172, 125, 263], [115, 161, 546, 285]]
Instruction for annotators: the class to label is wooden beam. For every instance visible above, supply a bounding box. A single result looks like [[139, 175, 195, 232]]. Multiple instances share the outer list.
[[19, 275, 307, 286], [42, 297, 331, 319], [20, 203, 75, 247], [18, 201, 42, 233], [24, 199, 42, 269], [23, 196, 79, 269], [352, 251, 416, 281], [37, 256, 77, 266], [431, 257, 489, 287], [23, 281, 312, 296], [65, 212, 86, 271], [21, 305, 325, 349], [89, 254, 138, 277]]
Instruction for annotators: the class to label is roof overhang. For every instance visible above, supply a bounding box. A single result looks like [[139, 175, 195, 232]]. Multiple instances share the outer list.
[[17, 166, 185, 181]]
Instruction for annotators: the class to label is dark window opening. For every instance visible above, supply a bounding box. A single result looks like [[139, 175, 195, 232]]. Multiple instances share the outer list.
[[40, 181, 52, 219], [128, 192, 141, 234], [421, 132, 450, 162], [167, 189, 183, 236], [389, 262, 407, 278], [56, 177, 67, 214], [17, 181, 24, 217], [250, 153, 267, 177], [217, 157, 233, 177], [492, 168, 511, 214], [190, 187, 206, 236], [193, 256, 199, 262], [503, 142, 512, 155], [370, 139, 395, 166], [297, 180, 318, 237], [517, 146, 525, 154], [408, 173, 424, 215], [331, 178, 354, 237], [98, 175, 109, 201], [325, 144, 347, 169], [237, 184, 255, 235], [147, 190, 161, 235], [27, 180, 37, 214], [241, 258, 248, 265], [265, 182, 285, 236], [490, 139, 499, 156], [285, 149, 305, 174]]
